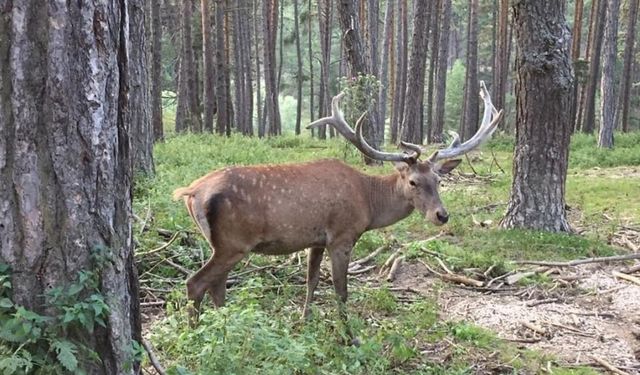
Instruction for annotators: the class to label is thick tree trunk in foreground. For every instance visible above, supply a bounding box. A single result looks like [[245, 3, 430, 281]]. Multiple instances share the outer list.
[[0, 1, 141, 373], [502, 0, 574, 232]]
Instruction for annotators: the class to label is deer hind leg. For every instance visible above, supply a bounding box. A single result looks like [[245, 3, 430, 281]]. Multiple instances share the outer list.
[[302, 247, 325, 319], [327, 240, 361, 345]]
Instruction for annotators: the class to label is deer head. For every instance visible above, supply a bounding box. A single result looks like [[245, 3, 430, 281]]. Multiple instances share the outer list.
[[308, 81, 503, 226]]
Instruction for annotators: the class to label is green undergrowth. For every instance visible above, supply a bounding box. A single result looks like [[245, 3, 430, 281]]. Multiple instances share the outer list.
[[135, 131, 638, 374]]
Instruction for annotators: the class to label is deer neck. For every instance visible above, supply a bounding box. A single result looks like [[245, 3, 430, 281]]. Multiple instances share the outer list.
[[365, 174, 414, 230]]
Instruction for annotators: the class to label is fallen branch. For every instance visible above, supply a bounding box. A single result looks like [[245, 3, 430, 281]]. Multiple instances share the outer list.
[[521, 321, 547, 336], [419, 260, 483, 287], [142, 338, 167, 375], [351, 246, 387, 266], [612, 271, 640, 286], [505, 271, 536, 285], [526, 298, 559, 307], [162, 258, 190, 276], [348, 264, 377, 275], [379, 248, 403, 275], [141, 301, 165, 307], [547, 321, 594, 337], [136, 231, 181, 258], [515, 253, 640, 267], [592, 356, 631, 375], [620, 263, 640, 274], [386, 256, 405, 282]]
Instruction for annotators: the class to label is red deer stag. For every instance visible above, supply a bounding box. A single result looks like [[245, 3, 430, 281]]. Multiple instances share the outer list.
[[173, 81, 503, 318]]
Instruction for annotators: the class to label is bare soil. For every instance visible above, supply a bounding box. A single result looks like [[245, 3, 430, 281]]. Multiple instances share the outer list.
[[393, 262, 640, 373]]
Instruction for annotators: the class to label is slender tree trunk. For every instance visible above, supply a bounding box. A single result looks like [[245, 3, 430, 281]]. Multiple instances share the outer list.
[[308, 0, 316, 126], [368, 0, 380, 139], [459, 0, 479, 141], [151, 0, 164, 140], [294, 0, 303, 135], [232, 2, 245, 133], [432, 0, 452, 143], [276, 0, 285, 92], [317, 0, 333, 139], [569, 0, 584, 133], [494, 0, 509, 115], [202, 0, 215, 132], [619, 0, 639, 133], [390, 0, 408, 143], [378, 0, 395, 142], [426, 0, 441, 141], [0, 1, 141, 373], [264, 0, 282, 136], [581, 0, 607, 133], [175, 0, 192, 132], [243, 0, 254, 136], [337, 0, 381, 164], [215, 0, 231, 135], [255, 0, 264, 137], [598, 0, 620, 148], [400, 0, 431, 143], [502, 0, 573, 232], [186, 0, 201, 132]]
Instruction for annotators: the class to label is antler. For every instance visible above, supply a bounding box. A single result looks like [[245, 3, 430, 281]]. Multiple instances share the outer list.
[[308, 92, 419, 164], [429, 81, 503, 162]]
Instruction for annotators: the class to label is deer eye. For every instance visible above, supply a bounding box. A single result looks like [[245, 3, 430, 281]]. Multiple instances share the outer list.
[[409, 180, 417, 187]]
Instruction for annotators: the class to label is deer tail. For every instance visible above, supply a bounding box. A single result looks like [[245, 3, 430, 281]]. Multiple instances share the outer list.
[[172, 186, 195, 201]]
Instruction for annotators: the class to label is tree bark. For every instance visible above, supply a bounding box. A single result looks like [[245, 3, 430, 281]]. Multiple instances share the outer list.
[[151, 0, 164, 140], [459, 0, 480, 141], [337, 0, 381, 163], [502, 0, 574, 232], [390, 0, 408, 144], [581, 0, 606, 133], [294, 0, 303, 135], [378, 0, 395, 142], [263, 0, 282, 136], [0, 1, 141, 372], [367, 0, 381, 140], [202, 0, 216, 132], [569, 0, 584, 133], [432, 0, 452, 143], [494, 0, 509, 115], [598, 0, 620, 148], [317, 0, 333, 139], [215, 0, 232, 135], [400, 0, 431, 144], [618, 0, 639, 133], [426, 0, 441, 142], [255, 0, 265, 137], [308, 0, 316, 127]]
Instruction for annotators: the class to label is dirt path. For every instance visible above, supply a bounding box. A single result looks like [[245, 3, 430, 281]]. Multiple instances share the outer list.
[[393, 262, 640, 373]]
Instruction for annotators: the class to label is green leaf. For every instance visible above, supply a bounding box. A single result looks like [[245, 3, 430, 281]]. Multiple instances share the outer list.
[[67, 283, 84, 296], [0, 298, 13, 309], [53, 340, 78, 372]]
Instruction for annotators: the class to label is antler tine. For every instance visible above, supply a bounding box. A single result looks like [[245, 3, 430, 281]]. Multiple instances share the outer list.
[[355, 113, 418, 163], [430, 81, 504, 162], [308, 91, 418, 164]]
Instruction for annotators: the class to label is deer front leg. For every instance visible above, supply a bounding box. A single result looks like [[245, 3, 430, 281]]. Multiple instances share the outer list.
[[328, 242, 360, 345], [302, 247, 325, 319]]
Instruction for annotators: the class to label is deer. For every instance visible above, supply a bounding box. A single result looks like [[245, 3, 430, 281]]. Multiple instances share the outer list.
[[173, 81, 503, 321]]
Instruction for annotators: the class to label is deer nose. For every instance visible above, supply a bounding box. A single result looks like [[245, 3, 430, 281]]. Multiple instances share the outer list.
[[436, 211, 449, 224]]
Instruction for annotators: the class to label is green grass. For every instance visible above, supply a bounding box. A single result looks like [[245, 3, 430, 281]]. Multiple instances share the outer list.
[[135, 131, 639, 374]]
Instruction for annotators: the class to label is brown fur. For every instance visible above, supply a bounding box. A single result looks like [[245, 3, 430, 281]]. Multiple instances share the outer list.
[[173, 158, 460, 318]]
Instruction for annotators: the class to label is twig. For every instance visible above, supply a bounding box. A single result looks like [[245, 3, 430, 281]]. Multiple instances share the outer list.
[[464, 154, 479, 175], [612, 270, 640, 286], [351, 246, 387, 266], [521, 321, 547, 336], [142, 338, 167, 375], [486, 270, 515, 287], [621, 237, 639, 252], [419, 260, 484, 287], [386, 256, 405, 282], [526, 298, 559, 307], [348, 264, 377, 275], [490, 150, 505, 173], [505, 272, 536, 285], [620, 263, 640, 274], [139, 200, 152, 236], [504, 337, 542, 344], [515, 253, 640, 267], [136, 232, 181, 258], [380, 248, 403, 274], [592, 356, 631, 375], [433, 256, 453, 274], [141, 301, 165, 307], [547, 322, 594, 337], [162, 259, 190, 276]]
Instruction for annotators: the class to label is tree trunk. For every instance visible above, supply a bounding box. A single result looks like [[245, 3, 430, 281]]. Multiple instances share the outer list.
[[426, 0, 441, 142], [151, 0, 164, 140], [378, 0, 395, 142], [432, 0, 452, 143], [232, 1, 245, 133], [264, 0, 282, 136], [400, 0, 431, 144], [255, 0, 265, 137], [598, 0, 621, 148], [317, 0, 333, 139], [390, 0, 408, 144], [618, 0, 639, 133], [176, 0, 201, 132], [202, 0, 216, 132], [569, 0, 584, 133], [241, 0, 254, 136], [581, 0, 607, 133], [294, 0, 304, 135], [308, 0, 316, 126], [367, 0, 381, 140], [215, 0, 231, 135], [502, 0, 573, 232], [0, 1, 141, 373], [459, 0, 479, 141], [494, 0, 509, 115], [337, 0, 381, 164]]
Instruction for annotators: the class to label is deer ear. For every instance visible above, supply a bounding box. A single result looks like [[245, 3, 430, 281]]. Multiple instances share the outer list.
[[435, 159, 462, 175]]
